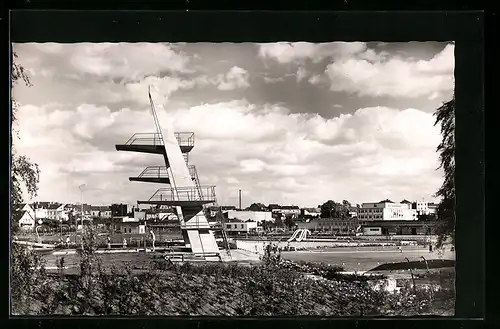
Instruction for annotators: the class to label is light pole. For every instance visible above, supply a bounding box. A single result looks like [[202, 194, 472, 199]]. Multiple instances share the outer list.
[[420, 256, 430, 274], [79, 184, 86, 231], [35, 219, 43, 244], [238, 188, 242, 210], [404, 257, 416, 293]]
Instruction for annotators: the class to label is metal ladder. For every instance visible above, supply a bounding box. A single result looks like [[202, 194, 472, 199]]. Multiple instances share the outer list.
[[216, 206, 231, 256]]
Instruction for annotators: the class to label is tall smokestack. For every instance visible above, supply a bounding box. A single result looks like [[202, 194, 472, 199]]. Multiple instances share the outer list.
[[239, 188, 242, 210]]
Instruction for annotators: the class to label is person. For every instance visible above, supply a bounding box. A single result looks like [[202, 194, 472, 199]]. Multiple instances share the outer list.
[[65, 236, 70, 249], [123, 238, 127, 249], [265, 243, 271, 258], [429, 244, 433, 253], [150, 230, 156, 252], [107, 235, 111, 250]]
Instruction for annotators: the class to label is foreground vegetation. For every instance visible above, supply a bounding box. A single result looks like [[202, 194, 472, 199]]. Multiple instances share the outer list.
[[11, 227, 454, 316]]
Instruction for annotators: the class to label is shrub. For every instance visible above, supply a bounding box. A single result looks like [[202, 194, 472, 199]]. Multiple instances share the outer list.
[[11, 243, 47, 314], [10, 228, 454, 316]]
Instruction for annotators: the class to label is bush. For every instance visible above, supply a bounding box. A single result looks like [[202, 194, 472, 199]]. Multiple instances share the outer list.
[[11, 243, 47, 313], [11, 226, 454, 316]]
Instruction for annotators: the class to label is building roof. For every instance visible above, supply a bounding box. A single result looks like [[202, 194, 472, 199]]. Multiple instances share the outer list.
[[91, 206, 111, 212], [13, 210, 26, 222], [379, 199, 394, 204], [400, 199, 412, 204], [33, 201, 51, 209], [46, 203, 63, 210], [281, 205, 300, 210], [362, 220, 438, 227], [302, 207, 321, 212]]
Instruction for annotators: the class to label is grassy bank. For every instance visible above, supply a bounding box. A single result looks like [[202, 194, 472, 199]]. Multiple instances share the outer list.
[[11, 244, 454, 316]]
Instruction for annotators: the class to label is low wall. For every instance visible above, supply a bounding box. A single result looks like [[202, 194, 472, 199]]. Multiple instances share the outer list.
[[235, 240, 267, 255], [235, 239, 397, 253]]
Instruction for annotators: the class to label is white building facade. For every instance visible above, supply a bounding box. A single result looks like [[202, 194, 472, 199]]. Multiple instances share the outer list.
[[17, 204, 36, 231], [358, 201, 417, 221], [224, 221, 259, 233], [416, 201, 438, 215], [226, 210, 274, 223]]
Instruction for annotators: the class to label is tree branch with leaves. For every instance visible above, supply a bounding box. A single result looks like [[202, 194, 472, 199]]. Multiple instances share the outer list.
[[11, 51, 40, 232], [433, 96, 455, 247]]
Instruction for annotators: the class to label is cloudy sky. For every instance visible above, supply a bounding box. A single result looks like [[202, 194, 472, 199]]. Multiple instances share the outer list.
[[12, 41, 454, 208]]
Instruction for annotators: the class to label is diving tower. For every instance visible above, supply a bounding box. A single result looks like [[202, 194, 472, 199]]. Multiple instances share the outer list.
[[115, 87, 220, 257]]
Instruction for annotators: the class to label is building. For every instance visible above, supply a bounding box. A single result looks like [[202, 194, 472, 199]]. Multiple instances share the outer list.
[[208, 205, 236, 217], [111, 204, 128, 217], [15, 204, 36, 231], [363, 227, 382, 236], [89, 206, 112, 218], [300, 208, 321, 218], [400, 199, 413, 207], [297, 218, 359, 233], [68, 203, 92, 218], [271, 205, 300, 216], [133, 209, 146, 220], [416, 201, 438, 215], [224, 220, 260, 234], [428, 202, 438, 214], [225, 210, 274, 223], [32, 202, 50, 219], [247, 203, 268, 212], [45, 203, 68, 221], [358, 200, 417, 221], [348, 206, 359, 218], [112, 217, 146, 234], [361, 220, 437, 236], [267, 204, 281, 212]]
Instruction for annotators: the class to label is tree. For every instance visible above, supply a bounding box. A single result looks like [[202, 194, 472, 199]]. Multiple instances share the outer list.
[[274, 217, 284, 228], [320, 200, 336, 218], [433, 97, 455, 247], [320, 200, 351, 219], [284, 216, 296, 230], [417, 213, 437, 222], [11, 52, 40, 233], [248, 203, 266, 212]]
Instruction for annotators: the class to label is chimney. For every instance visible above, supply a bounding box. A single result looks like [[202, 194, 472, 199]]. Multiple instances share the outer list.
[[239, 189, 242, 210]]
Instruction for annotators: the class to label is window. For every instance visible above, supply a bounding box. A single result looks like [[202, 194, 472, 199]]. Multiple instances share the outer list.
[[129, 228, 132, 233], [241, 224, 244, 229]]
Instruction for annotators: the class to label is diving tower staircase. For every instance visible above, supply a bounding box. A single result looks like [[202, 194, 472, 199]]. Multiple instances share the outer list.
[[115, 87, 220, 257]]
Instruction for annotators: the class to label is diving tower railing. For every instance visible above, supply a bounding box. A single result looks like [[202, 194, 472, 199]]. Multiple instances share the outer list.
[[122, 132, 195, 148], [133, 165, 198, 180], [143, 186, 217, 203]]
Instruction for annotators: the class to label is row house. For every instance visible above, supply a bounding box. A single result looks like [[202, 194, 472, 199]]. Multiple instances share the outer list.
[[297, 217, 359, 233], [90, 206, 112, 218], [32, 202, 69, 221]]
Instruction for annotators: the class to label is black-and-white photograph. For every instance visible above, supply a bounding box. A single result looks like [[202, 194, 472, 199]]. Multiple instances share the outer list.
[[11, 41, 456, 316]]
